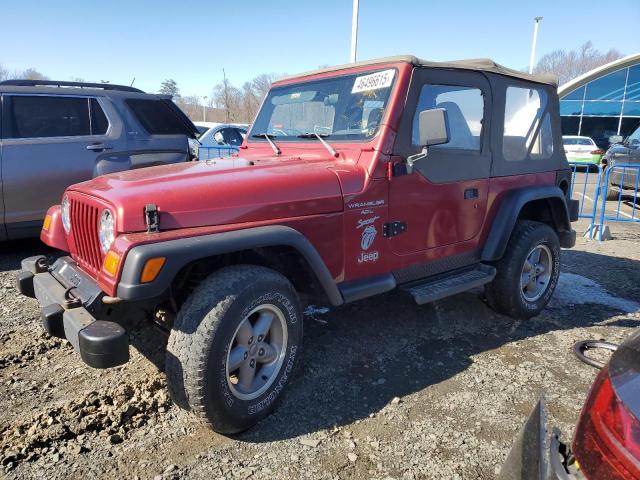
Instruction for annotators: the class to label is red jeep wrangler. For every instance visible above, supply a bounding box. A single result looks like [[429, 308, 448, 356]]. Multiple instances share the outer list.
[[17, 56, 578, 433]]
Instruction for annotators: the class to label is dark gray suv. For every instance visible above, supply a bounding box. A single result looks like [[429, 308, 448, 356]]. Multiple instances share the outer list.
[[602, 123, 640, 200], [0, 80, 198, 240]]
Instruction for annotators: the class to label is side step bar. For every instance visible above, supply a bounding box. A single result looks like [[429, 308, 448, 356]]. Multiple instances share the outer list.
[[402, 264, 496, 305]]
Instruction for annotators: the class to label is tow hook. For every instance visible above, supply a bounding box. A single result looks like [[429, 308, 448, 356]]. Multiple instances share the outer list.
[[63, 287, 82, 308]]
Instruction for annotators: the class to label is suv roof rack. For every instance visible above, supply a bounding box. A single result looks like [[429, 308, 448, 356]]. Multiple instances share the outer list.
[[0, 79, 145, 93]]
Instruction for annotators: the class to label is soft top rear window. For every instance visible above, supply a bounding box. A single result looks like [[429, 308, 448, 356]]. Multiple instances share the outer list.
[[563, 137, 593, 146], [126, 99, 194, 136]]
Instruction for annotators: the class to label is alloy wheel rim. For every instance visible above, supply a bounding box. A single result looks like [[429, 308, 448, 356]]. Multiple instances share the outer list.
[[225, 304, 288, 401], [520, 244, 553, 302]]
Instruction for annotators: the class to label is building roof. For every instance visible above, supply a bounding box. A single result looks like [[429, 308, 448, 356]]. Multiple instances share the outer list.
[[558, 52, 640, 96], [276, 55, 558, 86]]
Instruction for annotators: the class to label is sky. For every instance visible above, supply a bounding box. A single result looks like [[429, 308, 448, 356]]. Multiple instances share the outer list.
[[1, 0, 638, 98]]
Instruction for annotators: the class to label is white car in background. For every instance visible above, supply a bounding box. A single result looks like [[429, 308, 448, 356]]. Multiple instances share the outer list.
[[192, 122, 248, 160], [562, 135, 604, 169]]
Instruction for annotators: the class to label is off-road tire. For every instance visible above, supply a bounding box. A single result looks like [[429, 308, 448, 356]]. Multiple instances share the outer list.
[[165, 265, 303, 434], [485, 220, 560, 319]]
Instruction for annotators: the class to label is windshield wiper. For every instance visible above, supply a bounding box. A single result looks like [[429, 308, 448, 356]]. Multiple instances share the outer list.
[[297, 132, 339, 158], [252, 133, 281, 155]]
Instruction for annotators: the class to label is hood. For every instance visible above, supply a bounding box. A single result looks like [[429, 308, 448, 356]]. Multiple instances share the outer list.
[[70, 156, 345, 232]]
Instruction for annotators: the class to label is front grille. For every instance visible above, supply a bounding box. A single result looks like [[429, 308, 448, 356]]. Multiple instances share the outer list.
[[70, 199, 103, 274]]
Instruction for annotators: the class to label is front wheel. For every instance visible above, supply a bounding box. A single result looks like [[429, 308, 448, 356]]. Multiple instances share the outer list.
[[485, 220, 560, 319], [165, 265, 303, 434]]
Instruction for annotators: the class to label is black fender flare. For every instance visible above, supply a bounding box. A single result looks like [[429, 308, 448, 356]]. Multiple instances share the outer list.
[[481, 186, 573, 262], [116, 225, 344, 306]]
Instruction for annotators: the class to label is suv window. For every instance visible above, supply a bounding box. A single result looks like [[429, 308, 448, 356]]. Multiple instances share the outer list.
[[627, 126, 640, 146], [412, 85, 483, 151], [503, 86, 553, 161], [8, 96, 91, 139], [90, 98, 109, 135], [126, 98, 192, 135]]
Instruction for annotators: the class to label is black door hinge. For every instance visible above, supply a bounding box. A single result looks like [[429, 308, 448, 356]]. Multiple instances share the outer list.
[[383, 221, 407, 238], [144, 204, 160, 233]]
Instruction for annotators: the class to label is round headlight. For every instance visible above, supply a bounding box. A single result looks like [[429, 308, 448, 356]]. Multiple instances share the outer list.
[[98, 209, 115, 253], [61, 196, 71, 233]]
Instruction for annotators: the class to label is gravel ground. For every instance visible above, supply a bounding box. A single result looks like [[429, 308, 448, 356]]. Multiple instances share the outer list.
[[1, 219, 639, 480]]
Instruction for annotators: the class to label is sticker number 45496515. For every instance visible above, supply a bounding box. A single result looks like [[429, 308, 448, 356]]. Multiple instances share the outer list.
[[351, 69, 395, 94]]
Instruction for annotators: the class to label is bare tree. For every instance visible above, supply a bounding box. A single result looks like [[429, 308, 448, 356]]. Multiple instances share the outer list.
[[175, 95, 205, 120], [20, 68, 48, 80], [534, 41, 624, 85], [0, 63, 8, 81], [212, 70, 243, 122], [239, 73, 281, 122], [173, 71, 284, 124], [251, 73, 279, 99]]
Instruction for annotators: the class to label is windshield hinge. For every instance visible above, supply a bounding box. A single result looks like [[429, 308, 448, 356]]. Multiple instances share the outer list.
[[144, 204, 160, 233], [383, 221, 406, 238]]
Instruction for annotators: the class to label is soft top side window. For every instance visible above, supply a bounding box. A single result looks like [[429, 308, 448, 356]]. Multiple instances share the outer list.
[[502, 86, 554, 162], [411, 84, 484, 151]]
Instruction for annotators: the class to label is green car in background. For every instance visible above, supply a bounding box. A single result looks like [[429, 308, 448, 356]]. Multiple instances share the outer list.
[[563, 135, 604, 169]]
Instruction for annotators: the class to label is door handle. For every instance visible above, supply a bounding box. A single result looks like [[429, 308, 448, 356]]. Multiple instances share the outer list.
[[86, 143, 113, 151], [464, 188, 479, 200]]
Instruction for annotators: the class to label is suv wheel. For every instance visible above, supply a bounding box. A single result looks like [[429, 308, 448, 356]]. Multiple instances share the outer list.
[[605, 183, 620, 201], [485, 220, 560, 319], [165, 265, 303, 434]]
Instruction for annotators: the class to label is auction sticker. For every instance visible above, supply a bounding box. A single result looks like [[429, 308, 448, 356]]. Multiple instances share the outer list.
[[351, 69, 395, 94]]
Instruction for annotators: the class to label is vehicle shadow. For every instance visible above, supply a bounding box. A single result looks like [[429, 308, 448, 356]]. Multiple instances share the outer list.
[[231, 249, 639, 443], [0, 238, 58, 273]]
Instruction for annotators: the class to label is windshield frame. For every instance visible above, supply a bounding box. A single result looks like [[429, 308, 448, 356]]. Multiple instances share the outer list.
[[247, 67, 398, 145]]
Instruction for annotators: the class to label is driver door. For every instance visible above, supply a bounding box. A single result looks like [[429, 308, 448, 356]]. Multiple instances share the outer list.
[[388, 69, 492, 258]]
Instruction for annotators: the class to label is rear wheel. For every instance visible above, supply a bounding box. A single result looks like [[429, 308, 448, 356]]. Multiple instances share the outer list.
[[165, 265, 303, 434], [485, 220, 560, 319]]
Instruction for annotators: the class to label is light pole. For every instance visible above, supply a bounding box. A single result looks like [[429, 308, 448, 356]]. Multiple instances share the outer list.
[[202, 96, 208, 122], [350, 0, 359, 63], [528, 16, 543, 74]]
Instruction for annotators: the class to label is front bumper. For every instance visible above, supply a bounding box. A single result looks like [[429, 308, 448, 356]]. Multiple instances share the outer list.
[[16, 256, 128, 368], [567, 155, 601, 165]]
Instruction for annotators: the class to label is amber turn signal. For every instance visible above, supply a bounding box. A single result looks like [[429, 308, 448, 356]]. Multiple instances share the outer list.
[[140, 257, 166, 283], [42, 215, 52, 231], [103, 251, 121, 276]]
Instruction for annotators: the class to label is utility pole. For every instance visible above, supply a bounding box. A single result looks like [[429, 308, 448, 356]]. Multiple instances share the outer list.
[[350, 0, 359, 63], [222, 68, 230, 122], [528, 16, 543, 74], [202, 96, 208, 122]]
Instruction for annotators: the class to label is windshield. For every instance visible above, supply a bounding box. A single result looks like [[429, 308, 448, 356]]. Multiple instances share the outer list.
[[249, 68, 396, 142]]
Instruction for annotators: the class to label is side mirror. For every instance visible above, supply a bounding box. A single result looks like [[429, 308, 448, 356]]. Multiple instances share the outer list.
[[609, 135, 623, 145], [418, 108, 450, 147], [406, 108, 450, 174]]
